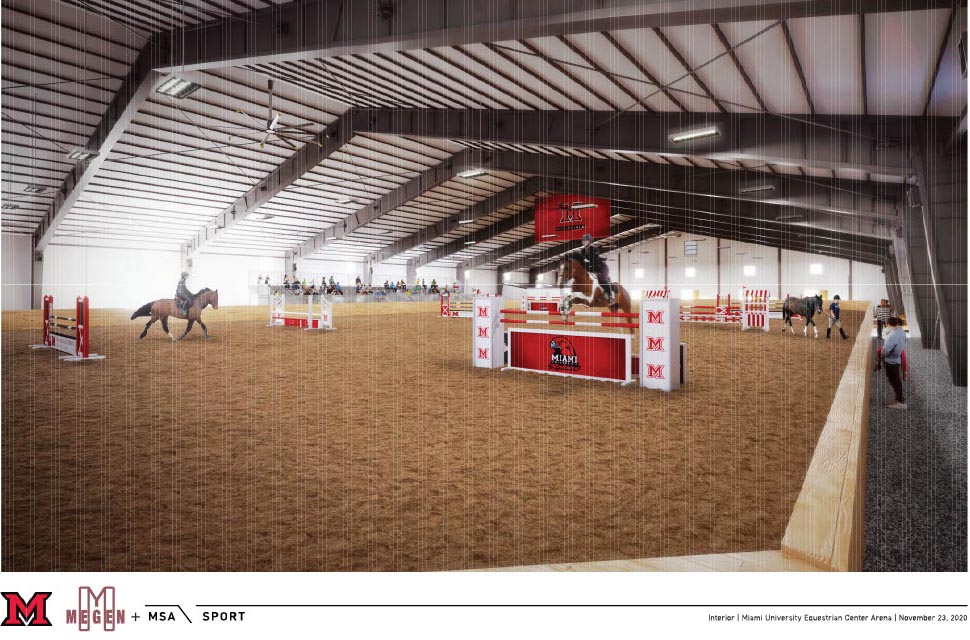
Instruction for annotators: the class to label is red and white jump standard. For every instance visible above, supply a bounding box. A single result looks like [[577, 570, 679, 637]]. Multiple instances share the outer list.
[[30, 295, 105, 362]]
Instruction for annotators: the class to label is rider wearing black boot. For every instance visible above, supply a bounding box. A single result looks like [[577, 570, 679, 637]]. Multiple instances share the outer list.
[[577, 233, 614, 305], [175, 271, 196, 317], [826, 294, 848, 339]]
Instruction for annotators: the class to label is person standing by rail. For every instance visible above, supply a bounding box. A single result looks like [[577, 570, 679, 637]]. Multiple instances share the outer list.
[[879, 317, 908, 410], [874, 298, 892, 340]]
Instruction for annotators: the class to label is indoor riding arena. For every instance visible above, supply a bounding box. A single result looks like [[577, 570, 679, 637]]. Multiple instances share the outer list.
[[1, 0, 966, 578]]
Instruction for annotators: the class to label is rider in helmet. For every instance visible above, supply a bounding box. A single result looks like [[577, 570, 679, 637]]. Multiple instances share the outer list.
[[577, 233, 614, 305], [175, 271, 196, 317]]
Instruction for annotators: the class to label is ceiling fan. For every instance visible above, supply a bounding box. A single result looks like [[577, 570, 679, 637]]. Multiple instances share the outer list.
[[215, 79, 323, 150]]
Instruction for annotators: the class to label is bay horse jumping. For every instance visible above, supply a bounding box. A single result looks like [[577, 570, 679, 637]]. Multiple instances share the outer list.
[[557, 257, 633, 328], [782, 294, 823, 338], [130, 288, 219, 341]]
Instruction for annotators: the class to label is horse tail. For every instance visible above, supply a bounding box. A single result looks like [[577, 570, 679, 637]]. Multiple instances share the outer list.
[[130, 301, 154, 320]]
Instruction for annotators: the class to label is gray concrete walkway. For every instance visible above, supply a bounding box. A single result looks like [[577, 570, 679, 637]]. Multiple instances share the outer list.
[[864, 338, 967, 571]]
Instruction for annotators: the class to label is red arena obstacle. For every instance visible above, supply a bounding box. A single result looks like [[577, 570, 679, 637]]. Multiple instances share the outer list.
[[473, 296, 686, 390], [676, 288, 770, 332], [440, 291, 473, 318], [268, 289, 334, 330], [30, 295, 105, 362]]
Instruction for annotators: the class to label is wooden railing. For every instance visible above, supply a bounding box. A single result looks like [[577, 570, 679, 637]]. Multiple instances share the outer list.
[[781, 304, 875, 570]]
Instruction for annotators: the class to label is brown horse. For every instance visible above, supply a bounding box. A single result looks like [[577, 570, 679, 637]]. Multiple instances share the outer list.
[[130, 288, 219, 341], [557, 257, 632, 326]]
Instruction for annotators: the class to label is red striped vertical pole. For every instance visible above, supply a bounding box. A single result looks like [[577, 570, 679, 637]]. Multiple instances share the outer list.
[[42, 295, 52, 346], [78, 296, 90, 358]]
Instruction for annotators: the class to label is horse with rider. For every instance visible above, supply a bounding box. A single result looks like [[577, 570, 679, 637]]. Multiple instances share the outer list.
[[557, 234, 632, 322], [130, 271, 219, 340]]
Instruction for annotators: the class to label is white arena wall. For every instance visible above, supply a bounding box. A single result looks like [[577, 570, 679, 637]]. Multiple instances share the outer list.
[[537, 234, 888, 303], [1, 233, 33, 311], [41, 244, 180, 310], [2, 233, 888, 312]]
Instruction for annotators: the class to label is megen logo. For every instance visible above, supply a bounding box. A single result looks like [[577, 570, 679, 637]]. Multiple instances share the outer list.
[[477, 326, 489, 339], [1, 592, 52, 627], [643, 337, 666, 352], [476, 347, 489, 360], [66, 586, 125, 632], [477, 306, 489, 318], [643, 310, 665, 324]]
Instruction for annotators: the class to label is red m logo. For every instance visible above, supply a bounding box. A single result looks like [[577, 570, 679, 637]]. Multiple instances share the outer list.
[[643, 310, 665, 324], [477, 306, 489, 318], [643, 337, 665, 352], [477, 348, 489, 360], [477, 327, 489, 338], [644, 364, 666, 379], [2, 592, 52, 627]]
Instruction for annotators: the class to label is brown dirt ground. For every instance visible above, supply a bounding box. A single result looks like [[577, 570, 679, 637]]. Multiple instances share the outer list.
[[2, 305, 861, 571]]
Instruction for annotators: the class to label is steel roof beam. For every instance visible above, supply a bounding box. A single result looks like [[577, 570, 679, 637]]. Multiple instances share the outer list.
[[152, 0, 954, 72], [350, 108, 921, 177], [180, 111, 352, 262], [501, 214, 890, 274], [33, 42, 162, 251], [288, 148, 480, 261], [460, 184, 891, 273], [467, 149, 901, 223], [366, 176, 543, 266]]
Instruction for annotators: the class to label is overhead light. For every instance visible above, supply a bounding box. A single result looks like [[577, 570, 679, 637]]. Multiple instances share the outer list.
[[464, 270, 470, 278], [668, 126, 720, 144], [503, 272, 511, 282], [2, 202, 19, 209], [541, 234, 557, 239], [24, 185, 47, 193], [254, 213, 274, 220], [739, 183, 776, 195], [335, 196, 354, 205], [457, 218, 474, 225], [569, 202, 597, 210], [464, 241, 476, 246], [67, 149, 99, 161], [156, 75, 202, 99], [537, 273, 544, 282], [457, 168, 487, 179], [776, 213, 804, 222]]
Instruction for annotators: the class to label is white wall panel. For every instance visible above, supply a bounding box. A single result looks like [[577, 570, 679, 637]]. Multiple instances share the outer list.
[[1, 233, 33, 311], [42, 244, 179, 310]]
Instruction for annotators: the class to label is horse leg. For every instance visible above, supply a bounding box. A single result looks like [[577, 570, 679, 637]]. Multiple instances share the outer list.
[[198, 320, 210, 340], [161, 316, 174, 341], [177, 319, 195, 341], [559, 296, 573, 322], [139, 317, 156, 339], [811, 318, 818, 339]]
